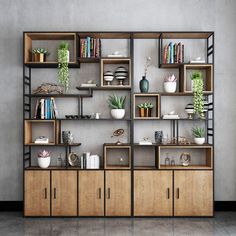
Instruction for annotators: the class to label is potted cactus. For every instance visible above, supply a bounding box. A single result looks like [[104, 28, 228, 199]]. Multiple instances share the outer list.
[[107, 95, 126, 119], [38, 150, 51, 168], [31, 48, 49, 62], [137, 103, 154, 117], [192, 127, 205, 145], [163, 74, 177, 93]]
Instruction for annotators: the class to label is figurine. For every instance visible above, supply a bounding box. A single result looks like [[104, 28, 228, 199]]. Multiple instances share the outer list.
[[33, 83, 64, 94]]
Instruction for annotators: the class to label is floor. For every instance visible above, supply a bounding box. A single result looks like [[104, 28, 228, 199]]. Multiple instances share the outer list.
[[0, 212, 236, 236]]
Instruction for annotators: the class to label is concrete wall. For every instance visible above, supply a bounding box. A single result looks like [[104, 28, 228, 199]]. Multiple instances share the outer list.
[[0, 0, 235, 201]]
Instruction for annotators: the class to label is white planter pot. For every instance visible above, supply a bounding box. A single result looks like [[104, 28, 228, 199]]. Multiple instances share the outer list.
[[194, 137, 205, 145], [111, 109, 125, 119], [38, 156, 51, 168], [66, 50, 70, 62], [164, 82, 177, 93]]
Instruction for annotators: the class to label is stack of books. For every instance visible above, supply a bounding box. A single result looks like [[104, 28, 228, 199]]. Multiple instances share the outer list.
[[34, 98, 59, 119], [163, 42, 184, 64], [80, 37, 101, 58], [162, 114, 180, 119], [35, 136, 49, 144]]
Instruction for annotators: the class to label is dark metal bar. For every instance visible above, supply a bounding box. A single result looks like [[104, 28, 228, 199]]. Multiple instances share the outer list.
[[207, 45, 213, 51]]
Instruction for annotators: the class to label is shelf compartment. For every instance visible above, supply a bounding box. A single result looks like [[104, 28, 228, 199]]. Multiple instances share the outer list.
[[24, 32, 77, 64], [133, 93, 160, 119], [158, 145, 213, 170], [104, 144, 131, 169], [24, 120, 60, 145], [161, 32, 213, 39], [78, 32, 131, 39], [100, 58, 131, 88], [180, 64, 213, 93]]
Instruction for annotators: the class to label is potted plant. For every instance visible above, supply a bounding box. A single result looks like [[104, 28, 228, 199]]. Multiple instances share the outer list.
[[31, 48, 49, 62], [192, 127, 205, 145], [137, 102, 154, 117], [191, 71, 204, 118], [164, 74, 177, 93], [58, 42, 70, 92], [139, 56, 151, 93], [107, 95, 126, 119], [38, 150, 51, 168]]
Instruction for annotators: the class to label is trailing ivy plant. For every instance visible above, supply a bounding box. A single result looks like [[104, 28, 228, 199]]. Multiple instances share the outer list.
[[191, 71, 204, 118], [58, 42, 69, 91]]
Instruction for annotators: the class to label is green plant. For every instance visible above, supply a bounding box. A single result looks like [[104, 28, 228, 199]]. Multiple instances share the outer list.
[[58, 42, 69, 91], [107, 95, 126, 109], [137, 102, 154, 109], [191, 71, 204, 118], [192, 127, 205, 138], [31, 48, 49, 55]]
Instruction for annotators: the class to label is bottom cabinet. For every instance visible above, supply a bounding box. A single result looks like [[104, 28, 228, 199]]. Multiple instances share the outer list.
[[24, 171, 50, 216], [79, 171, 104, 216], [105, 171, 131, 216], [51, 170, 77, 216], [134, 171, 173, 216], [174, 170, 213, 216]]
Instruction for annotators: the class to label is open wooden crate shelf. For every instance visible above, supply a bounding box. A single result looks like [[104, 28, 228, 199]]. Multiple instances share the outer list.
[[104, 144, 131, 169], [158, 145, 213, 170], [24, 32, 77, 64], [24, 120, 60, 145]]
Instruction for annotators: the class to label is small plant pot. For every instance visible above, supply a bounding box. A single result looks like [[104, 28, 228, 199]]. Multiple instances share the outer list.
[[164, 82, 177, 93], [139, 108, 145, 117], [38, 156, 51, 168], [144, 108, 152, 117], [111, 109, 125, 119], [194, 137, 205, 145], [33, 53, 46, 62]]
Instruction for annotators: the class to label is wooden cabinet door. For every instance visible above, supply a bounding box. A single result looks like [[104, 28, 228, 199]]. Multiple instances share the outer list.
[[51, 171, 77, 216], [134, 171, 173, 216], [79, 171, 104, 216], [24, 171, 50, 216], [174, 171, 213, 216], [105, 171, 131, 216]]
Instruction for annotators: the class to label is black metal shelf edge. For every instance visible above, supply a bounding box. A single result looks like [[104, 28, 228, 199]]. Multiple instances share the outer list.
[[76, 86, 131, 91], [24, 62, 80, 68], [159, 62, 213, 68], [24, 143, 81, 146], [28, 94, 86, 98], [25, 118, 131, 121], [134, 143, 213, 147]]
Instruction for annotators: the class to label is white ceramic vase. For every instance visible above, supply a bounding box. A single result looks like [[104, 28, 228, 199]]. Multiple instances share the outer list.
[[194, 137, 205, 145], [38, 156, 51, 168], [111, 109, 125, 119], [164, 82, 177, 93]]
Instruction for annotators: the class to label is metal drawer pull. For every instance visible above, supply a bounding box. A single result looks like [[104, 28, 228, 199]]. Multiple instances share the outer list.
[[98, 188, 102, 199], [107, 188, 111, 199], [44, 188, 47, 199], [167, 188, 170, 199], [54, 188, 57, 199], [177, 188, 180, 199]]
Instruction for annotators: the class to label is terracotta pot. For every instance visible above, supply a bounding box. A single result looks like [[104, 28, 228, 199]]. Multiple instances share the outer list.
[[144, 108, 152, 117], [139, 108, 145, 117], [33, 53, 45, 62]]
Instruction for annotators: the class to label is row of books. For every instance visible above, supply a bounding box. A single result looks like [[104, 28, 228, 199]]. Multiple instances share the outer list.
[[163, 42, 184, 64], [80, 37, 101, 58], [80, 155, 100, 169], [34, 98, 59, 119]]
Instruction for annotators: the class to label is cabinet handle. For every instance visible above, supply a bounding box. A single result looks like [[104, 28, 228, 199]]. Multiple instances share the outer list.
[[176, 188, 180, 199], [53, 188, 57, 199], [167, 188, 170, 199], [44, 188, 47, 199], [98, 188, 102, 199], [107, 188, 111, 199]]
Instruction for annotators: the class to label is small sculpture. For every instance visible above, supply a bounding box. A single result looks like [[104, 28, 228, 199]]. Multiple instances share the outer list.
[[180, 152, 191, 166], [111, 129, 125, 145], [33, 83, 64, 94]]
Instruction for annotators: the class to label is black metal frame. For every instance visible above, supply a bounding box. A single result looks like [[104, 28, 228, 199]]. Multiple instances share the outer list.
[[23, 31, 214, 218]]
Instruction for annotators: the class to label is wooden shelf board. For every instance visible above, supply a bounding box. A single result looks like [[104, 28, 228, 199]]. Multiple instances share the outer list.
[[78, 32, 131, 39], [29, 94, 83, 98], [25, 32, 75, 40], [105, 166, 131, 169], [158, 144, 213, 148], [104, 143, 131, 147], [134, 117, 160, 120], [24, 143, 81, 146], [161, 32, 213, 39], [134, 143, 157, 146], [25, 118, 131, 121], [159, 165, 212, 170], [25, 166, 103, 170], [159, 63, 213, 68], [134, 166, 157, 170], [24, 62, 79, 68]]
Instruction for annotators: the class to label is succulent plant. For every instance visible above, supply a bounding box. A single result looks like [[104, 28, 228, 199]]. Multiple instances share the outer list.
[[137, 102, 154, 109], [107, 95, 126, 109], [31, 48, 49, 55], [164, 74, 177, 83], [38, 150, 50, 158], [192, 127, 205, 138]]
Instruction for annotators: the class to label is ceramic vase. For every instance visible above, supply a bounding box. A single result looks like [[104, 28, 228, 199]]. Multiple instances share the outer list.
[[111, 109, 125, 119], [38, 156, 50, 168], [139, 76, 149, 93], [164, 82, 177, 93]]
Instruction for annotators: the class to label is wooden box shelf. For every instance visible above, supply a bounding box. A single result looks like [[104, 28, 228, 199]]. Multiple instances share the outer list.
[[24, 32, 77, 64], [158, 145, 213, 170], [180, 64, 213, 93], [100, 58, 131, 88], [133, 93, 160, 119], [104, 144, 131, 169], [24, 120, 60, 145]]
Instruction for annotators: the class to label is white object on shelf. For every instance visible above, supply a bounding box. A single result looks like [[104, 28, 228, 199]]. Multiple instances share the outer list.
[[194, 137, 205, 145], [164, 81, 177, 93], [162, 114, 180, 119], [111, 109, 125, 119], [38, 156, 50, 168], [80, 84, 97, 87], [35, 136, 49, 144], [139, 141, 153, 145]]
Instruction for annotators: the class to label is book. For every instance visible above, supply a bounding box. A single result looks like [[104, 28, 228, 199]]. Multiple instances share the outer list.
[[167, 44, 170, 63], [182, 44, 184, 63], [80, 37, 101, 58], [34, 100, 39, 119], [80, 83, 97, 87], [162, 114, 180, 119], [163, 45, 168, 64], [190, 60, 206, 63], [40, 99, 45, 119]]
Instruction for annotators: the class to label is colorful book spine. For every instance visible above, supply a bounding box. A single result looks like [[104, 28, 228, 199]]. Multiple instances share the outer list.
[[87, 37, 90, 58]]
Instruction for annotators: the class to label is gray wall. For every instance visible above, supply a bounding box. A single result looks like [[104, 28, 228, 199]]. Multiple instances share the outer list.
[[0, 0, 235, 201]]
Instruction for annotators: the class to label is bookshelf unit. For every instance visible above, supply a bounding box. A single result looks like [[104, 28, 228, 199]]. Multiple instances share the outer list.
[[23, 31, 214, 217]]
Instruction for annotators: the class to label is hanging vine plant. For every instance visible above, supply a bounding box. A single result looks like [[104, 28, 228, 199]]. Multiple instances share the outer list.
[[58, 42, 69, 92], [191, 71, 204, 118]]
